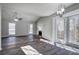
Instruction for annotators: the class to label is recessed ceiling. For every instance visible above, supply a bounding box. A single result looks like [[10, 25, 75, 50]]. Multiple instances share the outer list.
[[2, 3, 73, 22]]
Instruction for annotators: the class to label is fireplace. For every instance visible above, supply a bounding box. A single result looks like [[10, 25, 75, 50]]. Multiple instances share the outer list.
[[38, 31, 42, 36]]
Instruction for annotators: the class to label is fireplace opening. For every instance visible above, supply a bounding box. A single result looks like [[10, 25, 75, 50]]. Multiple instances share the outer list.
[[38, 31, 42, 36]]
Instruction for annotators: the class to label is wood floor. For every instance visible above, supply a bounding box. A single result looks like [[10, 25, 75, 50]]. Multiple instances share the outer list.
[[0, 35, 79, 55]]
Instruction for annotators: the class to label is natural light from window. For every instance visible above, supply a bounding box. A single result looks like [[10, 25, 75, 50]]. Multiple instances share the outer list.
[[29, 24, 33, 34], [9, 23, 15, 35]]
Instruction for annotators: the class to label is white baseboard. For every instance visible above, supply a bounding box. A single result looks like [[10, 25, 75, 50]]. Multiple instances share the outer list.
[[2, 34, 38, 38], [2, 35, 9, 38]]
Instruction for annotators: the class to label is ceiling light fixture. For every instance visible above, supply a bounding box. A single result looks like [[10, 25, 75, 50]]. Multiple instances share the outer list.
[[14, 18, 19, 22], [57, 4, 65, 17], [13, 12, 22, 22]]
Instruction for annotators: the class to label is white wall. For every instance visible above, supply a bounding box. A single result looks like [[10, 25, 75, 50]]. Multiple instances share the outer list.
[[0, 5, 1, 50], [15, 21, 29, 36], [36, 15, 57, 44], [1, 19, 37, 37], [37, 16, 52, 41], [2, 19, 8, 37]]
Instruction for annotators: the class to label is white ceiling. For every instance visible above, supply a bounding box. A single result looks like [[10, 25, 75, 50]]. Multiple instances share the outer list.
[[2, 3, 73, 22]]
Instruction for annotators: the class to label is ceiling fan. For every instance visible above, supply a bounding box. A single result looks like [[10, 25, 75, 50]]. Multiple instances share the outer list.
[[13, 12, 23, 22]]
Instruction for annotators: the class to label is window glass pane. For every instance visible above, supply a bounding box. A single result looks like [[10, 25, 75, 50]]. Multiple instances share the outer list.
[[9, 23, 15, 35], [69, 18, 75, 43], [69, 15, 79, 45], [57, 18, 64, 41], [29, 24, 33, 34]]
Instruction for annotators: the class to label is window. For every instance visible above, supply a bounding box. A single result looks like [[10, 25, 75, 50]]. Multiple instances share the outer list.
[[29, 24, 33, 34], [57, 18, 64, 41], [69, 15, 79, 45], [9, 23, 15, 35]]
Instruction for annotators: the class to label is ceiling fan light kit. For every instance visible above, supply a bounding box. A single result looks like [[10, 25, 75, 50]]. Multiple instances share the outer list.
[[13, 12, 23, 22]]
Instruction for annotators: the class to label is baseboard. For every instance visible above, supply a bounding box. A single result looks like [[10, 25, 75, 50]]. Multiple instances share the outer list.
[[1, 35, 26, 38], [15, 35, 27, 37], [2, 34, 38, 38], [2, 35, 9, 38]]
